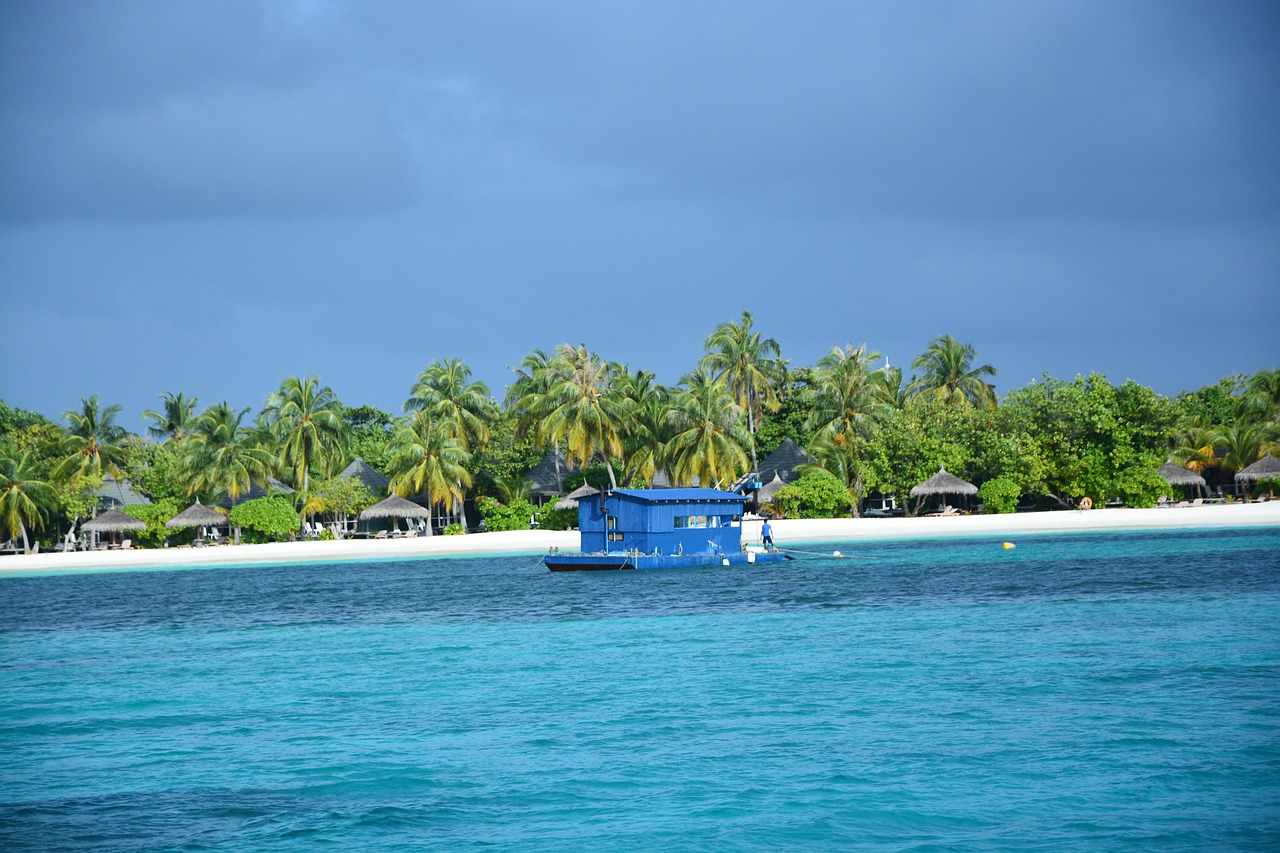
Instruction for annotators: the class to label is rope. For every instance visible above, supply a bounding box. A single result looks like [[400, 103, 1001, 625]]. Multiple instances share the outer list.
[[769, 546, 877, 559]]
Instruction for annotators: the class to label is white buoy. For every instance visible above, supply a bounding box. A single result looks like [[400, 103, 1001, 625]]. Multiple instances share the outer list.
[[747, 551, 756, 563], [722, 558, 730, 566], [833, 550, 843, 557]]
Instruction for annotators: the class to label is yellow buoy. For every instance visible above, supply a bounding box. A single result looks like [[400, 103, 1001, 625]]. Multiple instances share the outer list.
[[1002, 542, 1016, 550]]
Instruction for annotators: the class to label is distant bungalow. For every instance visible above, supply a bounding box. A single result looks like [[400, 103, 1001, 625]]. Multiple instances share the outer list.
[[545, 487, 789, 571]]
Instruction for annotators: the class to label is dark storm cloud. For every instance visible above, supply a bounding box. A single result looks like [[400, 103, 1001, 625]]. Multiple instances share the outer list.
[[1, 0, 1276, 431]]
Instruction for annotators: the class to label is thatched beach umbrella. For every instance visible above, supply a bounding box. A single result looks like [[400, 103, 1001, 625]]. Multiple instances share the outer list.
[[1158, 460, 1207, 498], [360, 494, 432, 534], [165, 500, 228, 541], [554, 484, 599, 511], [910, 466, 977, 511], [1235, 453, 1280, 498], [756, 473, 787, 505], [82, 507, 145, 547], [1158, 460, 1207, 488]]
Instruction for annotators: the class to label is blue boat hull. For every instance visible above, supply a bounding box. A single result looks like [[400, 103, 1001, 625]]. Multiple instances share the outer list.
[[545, 551, 789, 571]]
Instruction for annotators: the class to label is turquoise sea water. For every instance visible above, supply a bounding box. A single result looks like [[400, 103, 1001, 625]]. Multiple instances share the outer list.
[[3, 528, 1279, 851]]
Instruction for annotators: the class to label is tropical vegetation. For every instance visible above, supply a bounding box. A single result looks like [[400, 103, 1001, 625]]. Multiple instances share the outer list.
[[0, 322, 1276, 552]]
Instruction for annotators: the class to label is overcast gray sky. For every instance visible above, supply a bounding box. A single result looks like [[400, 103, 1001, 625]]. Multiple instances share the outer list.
[[2, 0, 1277, 433]]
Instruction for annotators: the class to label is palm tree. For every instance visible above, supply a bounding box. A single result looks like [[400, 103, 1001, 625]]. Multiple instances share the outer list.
[[699, 311, 787, 469], [506, 348, 564, 491], [1243, 369, 1280, 424], [406, 358, 492, 450], [806, 343, 885, 440], [1214, 421, 1265, 478], [405, 358, 491, 527], [871, 360, 908, 409], [0, 451, 56, 553], [542, 344, 626, 488], [386, 413, 472, 535], [184, 402, 274, 504], [1170, 424, 1219, 473], [261, 376, 345, 496], [668, 371, 751, 489], [804, 344, 886, 517], [141, 392, 199, 444], [804, 431, 868, 518], [611, 369, 673, 487], [54, 395, 129, 484], [909, 335, 998, 408]]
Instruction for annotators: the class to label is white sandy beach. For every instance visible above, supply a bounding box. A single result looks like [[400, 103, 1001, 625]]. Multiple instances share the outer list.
[[2, 502, 1277, 575]]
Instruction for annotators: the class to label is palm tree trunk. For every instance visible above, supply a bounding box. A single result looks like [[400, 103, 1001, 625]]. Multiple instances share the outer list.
[[424, 492, 434, 536], [20, 520, 30, 555], [746, 391, 758, 470], [553, 441, 563, 492]]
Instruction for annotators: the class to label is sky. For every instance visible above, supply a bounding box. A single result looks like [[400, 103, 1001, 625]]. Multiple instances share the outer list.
[[2, 0, 1277, 435]]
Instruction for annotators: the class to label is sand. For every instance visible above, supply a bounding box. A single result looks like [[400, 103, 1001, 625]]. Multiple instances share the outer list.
[[2, 501, 1277, 576]]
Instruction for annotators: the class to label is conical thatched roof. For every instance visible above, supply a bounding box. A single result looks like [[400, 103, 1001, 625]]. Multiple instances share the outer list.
[[756, 473, 787, 503], [1236, 453, 1280, 482], [94, 475, 151, 508], [359, 494, 432, 520], [165, 501, 228, 529], [757, 439, 813, 485], [82, 507, 146, 532], [554, 484, 599, 511], [1158, 460, 1206, 487], [338, 458, 390, 494], [910, 466, 978, 497]]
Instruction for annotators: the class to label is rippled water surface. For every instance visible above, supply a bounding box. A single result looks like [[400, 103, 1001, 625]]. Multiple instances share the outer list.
[[3, 528, 1279, 851]]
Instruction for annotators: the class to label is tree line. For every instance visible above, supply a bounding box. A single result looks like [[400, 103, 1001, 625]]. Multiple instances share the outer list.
[[2, 311, 1277, 551]]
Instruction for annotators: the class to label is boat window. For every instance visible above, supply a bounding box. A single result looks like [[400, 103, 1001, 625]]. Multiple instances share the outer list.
[[606, 516, 618, 530], [674, 516, 687, 528], [607, 531, 623, 542]]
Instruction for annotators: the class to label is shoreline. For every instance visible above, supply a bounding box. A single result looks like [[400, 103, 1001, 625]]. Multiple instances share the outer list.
[[2, 502, 1277, 577]]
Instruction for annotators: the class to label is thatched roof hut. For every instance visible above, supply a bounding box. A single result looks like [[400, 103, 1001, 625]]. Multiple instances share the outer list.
[[757, 439, 814, 485], [94, 475, 151, 509], [554, 484, 599, 511], [338, 458, 390, 495], [165, 501, 228, 529], [1158, 460, 1206, 488], [215, 476, 295, 509], [910, 467, 978, 497], [524, 450, 575, 498], [359, 494, 432, 520]]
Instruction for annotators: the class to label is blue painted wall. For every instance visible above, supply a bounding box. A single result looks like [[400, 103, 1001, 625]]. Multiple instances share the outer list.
[[578, 489, 747, 555]]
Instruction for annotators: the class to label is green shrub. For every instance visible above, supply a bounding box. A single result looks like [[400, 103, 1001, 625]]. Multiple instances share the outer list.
[[443, 523, 465, 535], [123, 499, 184, 548], [536, 503, 578, 531], [476, 495, 539, 532], [977, 476, 1021, 514], [228, 496, 299, 543], [318, 528, 335, 541], [772, 469, 850, 518]]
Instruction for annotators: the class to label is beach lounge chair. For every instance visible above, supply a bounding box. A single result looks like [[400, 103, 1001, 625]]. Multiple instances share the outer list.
[[928, 505, 960, 517]]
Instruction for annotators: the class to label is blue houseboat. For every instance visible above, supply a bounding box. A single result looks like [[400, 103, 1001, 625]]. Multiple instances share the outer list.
[[544, 488, 788, 571]]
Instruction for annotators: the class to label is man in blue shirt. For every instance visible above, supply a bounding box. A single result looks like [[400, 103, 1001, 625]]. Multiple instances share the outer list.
[[761, 519, 774, 550]]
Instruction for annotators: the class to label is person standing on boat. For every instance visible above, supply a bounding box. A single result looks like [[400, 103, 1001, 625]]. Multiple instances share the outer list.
[[761, 519, 774, 551]]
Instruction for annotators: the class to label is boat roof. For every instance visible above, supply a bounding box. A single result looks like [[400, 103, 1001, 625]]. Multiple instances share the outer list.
[[610, 488, 748, 504]]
